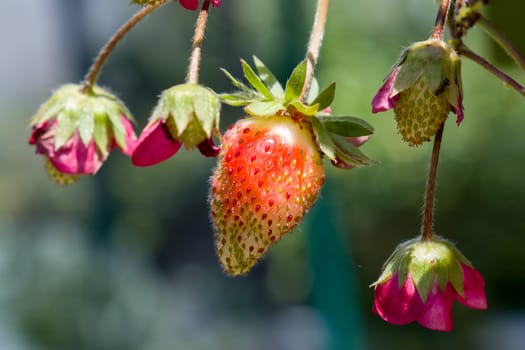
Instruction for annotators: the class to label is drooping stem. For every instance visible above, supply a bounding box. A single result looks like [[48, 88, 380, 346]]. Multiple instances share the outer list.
[[456, 43, 525, 97], [186, 0, 211, 84], [477, 15, 525, 73], [431, 0, 451, 40], [421, 124, 445, 241], [82, 1, 169, 93], [300, 0, 330, 101]]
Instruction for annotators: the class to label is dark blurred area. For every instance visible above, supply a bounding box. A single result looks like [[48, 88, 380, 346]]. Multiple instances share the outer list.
[[1, 1, 524, 349]]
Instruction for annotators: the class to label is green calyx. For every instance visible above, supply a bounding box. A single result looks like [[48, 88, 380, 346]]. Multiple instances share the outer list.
[[31, 84, 134, 157], [220, 56, 374, 169], [130, 0, 165, 6], [152, 84, 220, 149], [373, 236, 472, 302]]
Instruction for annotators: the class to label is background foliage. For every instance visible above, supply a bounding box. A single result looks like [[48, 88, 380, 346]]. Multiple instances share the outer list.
[[1, 0, 524, 349]]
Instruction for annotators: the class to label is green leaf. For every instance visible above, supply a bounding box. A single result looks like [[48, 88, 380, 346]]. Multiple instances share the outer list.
[[309, 116, 336, 161], [253, 56, 284, 98], [318, 116, 374, 137], [285, 60, 307, 102], [241, 59, 273, 99], [333, 136, 373, 166], [54, 110, 78, 150], [245, 101, 284, 116], [78, 110, 95, 146], [311, 82, 336, 110], [289, 100, 319, 116], [220, 68, 251, 92], [93, 114, 110, 157]]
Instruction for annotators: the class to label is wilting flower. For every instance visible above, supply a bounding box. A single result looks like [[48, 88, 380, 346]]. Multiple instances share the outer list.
[[372, 236, 487, 332], [29, 84, 137, 185], [132, 84, 220, 166], [179, 0, 221, 10], [371, 39, 463, 146]]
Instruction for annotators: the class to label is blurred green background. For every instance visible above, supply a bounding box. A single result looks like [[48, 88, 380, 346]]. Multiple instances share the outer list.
[[1, 0, 524, 349]]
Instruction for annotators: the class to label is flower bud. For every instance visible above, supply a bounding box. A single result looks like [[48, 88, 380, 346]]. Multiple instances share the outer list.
[[371, 236, 487, 331], [132, 84, 220, 167], [371, 39, 463, 146], [29, 84, 137, 185]]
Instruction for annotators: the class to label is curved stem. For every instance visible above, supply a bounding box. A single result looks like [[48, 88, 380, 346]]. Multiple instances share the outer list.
[[186, 0, 211, 84], [477, 15, 525, 73], [82, 1, 169, 93], [421, 124, 445, 241], [431, 0, 451, 40], [457, 43, 525, 97], [300, 0, 330, 101]]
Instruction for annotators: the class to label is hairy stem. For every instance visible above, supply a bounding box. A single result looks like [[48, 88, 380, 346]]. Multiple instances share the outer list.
[[186, 0, 211, 84], [300, 0, 330, 101], [477, 15, 525, 73], [82, 1, 169, 93], [457, 43, 525, 97], [421, 124, 445, 241], [431, 0, 451, 40]]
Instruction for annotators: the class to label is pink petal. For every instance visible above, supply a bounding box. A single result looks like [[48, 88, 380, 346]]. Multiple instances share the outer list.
[[210, 0, 221, 7], [371, 67, 400, 113], [179, 0, 199, 10], [345, 135, 370, 148], [416, 284, 455, 332], [373, 273, 424, 325], [131, 119, 182, 167], [31, 120, 104, 174], [197, 137, 220, 157], [454, 96, 464, 126], [457, 264, 487, 310], [117, 116, 138, 156]]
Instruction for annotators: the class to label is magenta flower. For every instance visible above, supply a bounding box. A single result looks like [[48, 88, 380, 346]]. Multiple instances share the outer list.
[[132, 84, 220, 167], [179, 0, 221, 10], [29, 84, 137, 184], [372, 237, 487, 332], [371, 39, 463, 146]]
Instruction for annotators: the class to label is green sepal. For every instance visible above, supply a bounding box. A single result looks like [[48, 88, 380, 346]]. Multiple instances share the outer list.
[[289, 100, 319, 116], [106, 108, 127, 151], [318, 115, 374, 137], [245, 101, 284, 117], [54, 110, 78, 150], [193, 87, 220, 137], [309, 116, 336, 161], [411, 259, 437, 302], [78, 110, 95, 146], [448, 257, 465, 298], [219, 92, 260, 107], [130, 0, 163, 6], [253, 56, 284, 98], [220, 68, 252, 93], [332, 136, 373, 167], [241, 59, 273, 100], [284, 60, 307, 103], [93, 113, 110, 157], [311, 82, 336, 110]]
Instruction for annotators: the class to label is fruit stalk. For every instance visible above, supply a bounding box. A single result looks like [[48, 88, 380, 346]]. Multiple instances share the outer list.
[[421, 123, 445, 241], [456, 43, 525, 98], [431, 0, 451, 40], [82, 0, 169, 93], [186, 0, 212, 84], [300, 0, 330, 101]]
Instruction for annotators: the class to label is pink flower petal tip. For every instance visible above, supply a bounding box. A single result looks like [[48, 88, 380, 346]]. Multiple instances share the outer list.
[[131, 120, 182, 167]]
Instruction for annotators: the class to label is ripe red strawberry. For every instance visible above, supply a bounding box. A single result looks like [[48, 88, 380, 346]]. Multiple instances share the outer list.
[[210, 115, 325, 275]]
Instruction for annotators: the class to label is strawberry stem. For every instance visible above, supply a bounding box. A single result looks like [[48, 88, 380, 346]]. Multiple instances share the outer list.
[[477, 15, 525, 73], [421, 123, 445, 241], [431, 0, 451, 40], [82, 1, 169, 94], [300, 0, 330, 102], [186, 0, 212, 85], [456, 43, 525, 98]]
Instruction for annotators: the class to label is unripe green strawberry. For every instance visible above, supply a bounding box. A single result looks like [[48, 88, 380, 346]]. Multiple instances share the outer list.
[[210, 116, 325, 275]]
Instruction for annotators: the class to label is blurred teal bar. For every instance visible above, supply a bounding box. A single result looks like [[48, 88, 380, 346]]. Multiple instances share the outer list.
[[306, 181, 365, 350]]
